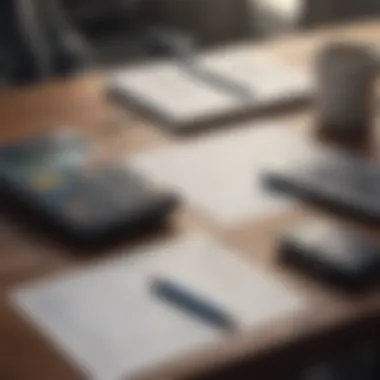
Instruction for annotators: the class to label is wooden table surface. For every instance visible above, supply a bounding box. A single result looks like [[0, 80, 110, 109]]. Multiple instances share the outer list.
[[2, 19, 380, 380]]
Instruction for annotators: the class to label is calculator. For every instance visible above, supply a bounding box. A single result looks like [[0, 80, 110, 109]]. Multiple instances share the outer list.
[[0, 130, 178, 248]]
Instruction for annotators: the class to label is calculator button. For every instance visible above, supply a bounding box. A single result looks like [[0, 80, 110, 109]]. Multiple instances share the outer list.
[[65, 200, 89, 222]]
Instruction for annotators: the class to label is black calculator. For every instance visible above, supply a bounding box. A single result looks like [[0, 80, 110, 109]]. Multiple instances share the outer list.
[[0, 130, 178, 248]]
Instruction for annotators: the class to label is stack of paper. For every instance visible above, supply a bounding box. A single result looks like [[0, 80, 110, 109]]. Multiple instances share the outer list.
[[12, 235, 306, 380]]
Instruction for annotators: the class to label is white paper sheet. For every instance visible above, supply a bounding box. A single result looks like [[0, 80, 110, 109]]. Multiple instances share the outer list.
[[12, 235, 306, 380], [127, 124, 310, 225]]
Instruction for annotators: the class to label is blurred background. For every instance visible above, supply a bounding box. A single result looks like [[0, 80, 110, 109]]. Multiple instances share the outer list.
[[2, 0, 380, 86], [62, 0, 380, 64]]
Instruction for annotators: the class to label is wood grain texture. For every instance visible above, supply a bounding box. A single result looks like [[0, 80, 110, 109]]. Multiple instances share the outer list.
[[1, 21, 380, 380]]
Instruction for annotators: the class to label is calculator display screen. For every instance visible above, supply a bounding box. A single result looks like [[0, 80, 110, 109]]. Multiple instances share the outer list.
[[0, 131, 87, 176]]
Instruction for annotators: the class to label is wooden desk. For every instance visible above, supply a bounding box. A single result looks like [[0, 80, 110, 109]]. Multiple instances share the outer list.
[[2, 20, 380, 380]]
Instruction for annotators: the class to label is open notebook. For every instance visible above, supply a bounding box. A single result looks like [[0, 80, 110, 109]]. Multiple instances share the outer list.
[[109, 44, 313, 133], [11, 235, 306, 380]]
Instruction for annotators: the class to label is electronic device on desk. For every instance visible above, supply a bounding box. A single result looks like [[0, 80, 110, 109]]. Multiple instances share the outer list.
[[279, 219, 380, 291], [263, 140, 380, 224], [0, 130, 178, 248]]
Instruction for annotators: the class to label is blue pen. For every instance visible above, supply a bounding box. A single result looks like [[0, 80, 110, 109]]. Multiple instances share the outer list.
[[151, 278, 237, 333]]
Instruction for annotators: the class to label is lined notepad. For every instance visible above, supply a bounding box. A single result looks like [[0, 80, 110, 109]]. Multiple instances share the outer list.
[[110, 45, 313, 132], [12, 235, 306, 380]]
